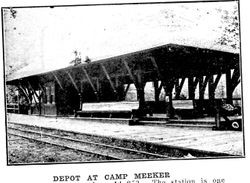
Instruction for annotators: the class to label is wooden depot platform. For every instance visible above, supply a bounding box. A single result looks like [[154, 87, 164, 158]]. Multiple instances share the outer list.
[[6, 113, 244, 157]]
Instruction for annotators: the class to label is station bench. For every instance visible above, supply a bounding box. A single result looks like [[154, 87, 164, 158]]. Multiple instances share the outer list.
[[76, 101, 139, 119], [172, 100, 194, 110], [172, 100, 197, 119]]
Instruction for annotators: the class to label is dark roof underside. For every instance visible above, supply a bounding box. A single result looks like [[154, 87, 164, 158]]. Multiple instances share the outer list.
[[7, 43, 239, 87]]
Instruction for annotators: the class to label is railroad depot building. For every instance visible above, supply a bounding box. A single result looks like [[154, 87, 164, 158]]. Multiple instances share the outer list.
[[6, 43, 241, 124]]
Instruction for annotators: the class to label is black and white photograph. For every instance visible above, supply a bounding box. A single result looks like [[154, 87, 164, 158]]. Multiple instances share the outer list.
[[2, 0, 250, 182], [2, 2, 250, 183], [2, 0, 244, 166]]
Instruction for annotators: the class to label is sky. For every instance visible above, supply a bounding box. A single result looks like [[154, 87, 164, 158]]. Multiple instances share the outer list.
[[3, 1, 239, 79]]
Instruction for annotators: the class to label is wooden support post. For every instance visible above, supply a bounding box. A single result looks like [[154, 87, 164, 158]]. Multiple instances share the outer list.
[[45, 86, 50, 104], [27, 81, 43, 115], [150, 56, 168, 104], [37, 84, 45, 115], [174, 78, 179, 99], [38, 84, 45, 96], [96, 79, 100, 101], [18, 81, 33, 114], [208, 74, 221, 100], [123, 58, 148, 113], [231, 67, 241, 95], [24, 83, 36, 114], [115, 76, 119, 88], [115, 76, 122, 101], [154, 80, 160, 102], [136, 73, 146, 112], [16, 91, 20, 114], [214, 103, 221, 129], [199, 75, 210, 100], [198, 76, 204, 100], [226, 69, 233, 104], [196, 75, 209, 116], [28, 90, 35, 104], [149, 56, 163, 80], [208, 76, 215, 100], [208, 75, 216, 116], [123, 83, 130, 100], [188, 77, 199, 100], [79, 81, 83, 110], [17, 84, 31, 104], [163, 79, 174, 118], [20, 83, 30, 98], [38, 84, 46, 115], [188, 77, 194, 99], [27, 81, 39, 101], [78, 92, 82, 111], [35, 88, 42, 115], [51, 84, 56, 104], [175, 77, 185, 99], [137, 86, 145, 111], [25, 82, 38, 106], [224, 66, 241, 105]]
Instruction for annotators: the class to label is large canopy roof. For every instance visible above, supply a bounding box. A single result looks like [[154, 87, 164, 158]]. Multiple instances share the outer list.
[[6, 43, 239, 87]]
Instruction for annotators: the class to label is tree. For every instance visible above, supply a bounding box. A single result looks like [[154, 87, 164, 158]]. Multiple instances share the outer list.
[[6, 63, 28, 106], [217, 6, 239, 50]]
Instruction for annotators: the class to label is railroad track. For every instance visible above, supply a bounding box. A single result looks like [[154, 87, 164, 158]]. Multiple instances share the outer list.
[[7, 122, 170, 161]]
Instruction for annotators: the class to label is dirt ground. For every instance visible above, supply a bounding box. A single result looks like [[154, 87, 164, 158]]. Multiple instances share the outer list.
[[7, 135, 108, 164]]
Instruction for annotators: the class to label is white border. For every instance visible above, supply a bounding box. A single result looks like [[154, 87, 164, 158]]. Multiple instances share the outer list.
[[1, 0, 249, 183]]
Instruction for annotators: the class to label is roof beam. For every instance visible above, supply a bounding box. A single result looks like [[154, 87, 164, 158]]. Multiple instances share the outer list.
[[148, 56, 162, 80], [208, 74, 221, 99], [188, 77, 199, 99], [231, 67, 241, 90], [27, 81, 40, 100], [122, 59, 137, 86], [65, 71, 79, 92], [199, 76, 210, 100], [81, 67, 99, 100], [175, 77, 185, 99], [51, 72, 63, 90], [81, 67, 97, 92], [17, 83, 31, 104], [101, 63, 117, 94]]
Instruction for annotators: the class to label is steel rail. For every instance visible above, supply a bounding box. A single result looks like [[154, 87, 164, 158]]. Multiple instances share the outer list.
[[8, 123, 170, 159], [8, 129, 122, 160]]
